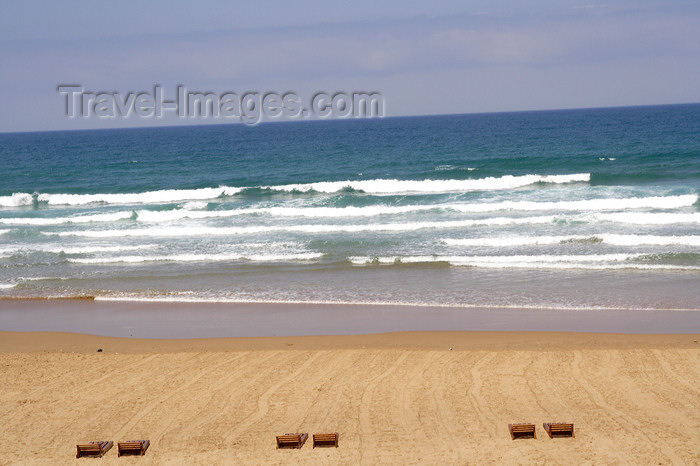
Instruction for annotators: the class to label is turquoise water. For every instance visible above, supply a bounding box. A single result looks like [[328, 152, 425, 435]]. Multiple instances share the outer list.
[[1, 104, 699, 310]]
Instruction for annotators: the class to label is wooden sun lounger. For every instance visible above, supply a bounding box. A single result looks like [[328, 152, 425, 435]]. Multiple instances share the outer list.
[[76, 441, 113, 458], [276, 433, 308, 449], [313, 432, 339, 448], [543, 422, 574, 438], [117, 440, 150, 456], [509, 423, 536, 439]]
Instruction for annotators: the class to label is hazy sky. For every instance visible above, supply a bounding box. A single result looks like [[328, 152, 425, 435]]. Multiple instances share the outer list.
[[1, 0, 699, 132]]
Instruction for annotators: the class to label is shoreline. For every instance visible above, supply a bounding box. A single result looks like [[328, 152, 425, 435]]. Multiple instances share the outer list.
[[0, 295, 96, 300], [1, 298, 699, 338], [4, 293, 700, 312]]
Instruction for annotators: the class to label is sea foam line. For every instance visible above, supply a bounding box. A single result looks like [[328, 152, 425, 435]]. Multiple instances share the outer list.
[[348, 254, 699, 270], [349, 253, 641, 264], [5, 192, 693, 226], [0, 187, 242, 207], [31, 209, 700, 238], [10, 276, 72, 282], [445, 194, 697, 213], [263, 173, 590, 194], [597, 212, 700, 224], [132, 194, 697, 222], [92, 295, 700, 312], [0, 244, 157, 255], [50, 216, 558, 238], [443, 234, 700, 247], [39, 187, 243, 206], [68, 252, 323, 264], [0, 211, 135, 225], [0, 193, 34, 207], [0, 173, 589, 207]]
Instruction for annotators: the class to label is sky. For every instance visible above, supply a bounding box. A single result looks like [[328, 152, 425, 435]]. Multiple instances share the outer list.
[[1, 0, 699, 132]]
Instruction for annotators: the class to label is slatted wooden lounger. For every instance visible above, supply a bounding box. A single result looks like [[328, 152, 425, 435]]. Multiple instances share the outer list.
[[543, 422, 574, 438], [117, 440, 150, 456], [313, 432, 339, 448], [276, 433, 308, 449], [76, 441, 113, 458], [508, 423, 536, 439]]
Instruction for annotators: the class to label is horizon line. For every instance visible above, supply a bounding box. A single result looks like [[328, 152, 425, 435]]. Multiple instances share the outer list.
[[2, 101, 699, 136]]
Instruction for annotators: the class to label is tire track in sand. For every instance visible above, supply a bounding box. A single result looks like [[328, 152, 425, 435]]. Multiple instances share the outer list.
[[466, 352, 499, 438], [80, 354, 162, 391], [301, 350, 362, 430], [430, 353, 466, 437], [3, 354, 161, 422], [147, 352, 282, 446], [571, 350, 683, 465], [173, 351, 281, 439], [222, 351, 322, 443], [22, 355, 118, 400], [400, 351, 442, 454], [651, 349, 700, 396], [358, 352, 410, 465], [113, 352, 247, 442]]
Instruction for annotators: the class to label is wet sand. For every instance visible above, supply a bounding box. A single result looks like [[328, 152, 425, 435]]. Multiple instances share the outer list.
[[2, 298, 699, 337], [1, 327, 699, 464]]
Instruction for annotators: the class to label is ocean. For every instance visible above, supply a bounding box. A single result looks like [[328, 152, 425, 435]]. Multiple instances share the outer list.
[[1, 104, 699, 311]]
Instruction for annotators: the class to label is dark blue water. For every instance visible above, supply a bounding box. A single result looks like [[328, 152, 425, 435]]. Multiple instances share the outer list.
[[2, 104, 699, 195]]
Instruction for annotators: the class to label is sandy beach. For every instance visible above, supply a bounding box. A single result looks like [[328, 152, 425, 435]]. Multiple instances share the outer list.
[[1, 328, 699, 465], [3, 2, 700, 463]]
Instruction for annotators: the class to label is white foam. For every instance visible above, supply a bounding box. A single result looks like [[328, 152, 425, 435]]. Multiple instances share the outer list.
[[92, 295, 699, 311], [0, 193, 34, 207], [0, 283, 16, 289], [134, 205, 423, 222], [182, 201, 208, 210], [264, 173, 589, 194], [120, 194, 698, 223], [33, 186, 243, 206], [443, 236, 590, 247], [0, 244, 158, 255], [0, 211, 134, 225], [348, 253, 697, 270], [12, 276, 68, 282], [443, 234, 700, 247], [68, 252, 323, 264], [434, 165, 477, 172], [445, 194, 698, 213], [52, 216, 558, 238], [350, 253, 638, 264], [0, 229, 10, 235], [601, 234, 700, 246], [0, 174, 591, 208], [259, 205, 421, 218], [597, 212, 700, 224]]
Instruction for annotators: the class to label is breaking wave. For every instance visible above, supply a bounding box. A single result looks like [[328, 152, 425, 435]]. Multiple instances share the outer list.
[[0, 173, 589, 207]]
